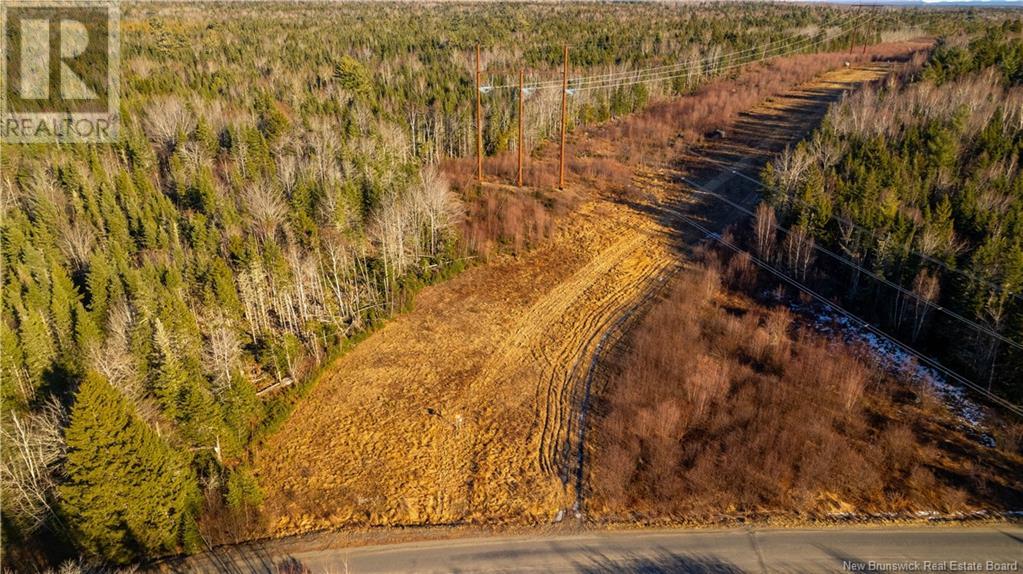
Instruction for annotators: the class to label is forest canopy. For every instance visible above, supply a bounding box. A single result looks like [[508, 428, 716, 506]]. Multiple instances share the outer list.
[[0, 1, 1009, 567], [761, 23, 1023, 400]]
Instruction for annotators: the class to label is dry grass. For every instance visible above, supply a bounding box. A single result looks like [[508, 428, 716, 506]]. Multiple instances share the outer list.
[[588, 262, 1023, 519], [250, 46, 939, 540], [442, 42, 930, 257], [249, 186, 672, 538]]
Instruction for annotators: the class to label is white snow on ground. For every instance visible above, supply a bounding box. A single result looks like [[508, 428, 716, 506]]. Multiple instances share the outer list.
[[792, 302, 996, 446]]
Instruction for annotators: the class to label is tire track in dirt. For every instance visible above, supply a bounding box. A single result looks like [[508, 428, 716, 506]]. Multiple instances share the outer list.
[[251, 63, 896, 538], [460, 222, 669, 483], [538, 245, 669, 481], [253, 190, 677, 534]]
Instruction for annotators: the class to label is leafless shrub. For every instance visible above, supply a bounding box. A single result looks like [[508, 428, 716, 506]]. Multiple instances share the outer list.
[[588, 247, 1010, 517], [461, 189, 555, 255], [883, 424, 917, 469], [993, 422, 1023, 456], [686, 355, 730, 420], [836, 363, 868, 411], [725, 251, 756, 291]]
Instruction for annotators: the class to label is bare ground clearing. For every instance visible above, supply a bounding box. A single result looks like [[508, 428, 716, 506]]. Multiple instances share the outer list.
[[252, 61, 904, 539]]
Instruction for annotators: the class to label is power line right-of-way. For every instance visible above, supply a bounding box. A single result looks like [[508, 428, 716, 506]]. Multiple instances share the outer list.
[[689, 151, 1023, 304], [657, 200, 1023, 417], [484, 9, 873, 93], [678, 174, 1023, 353], [474, 8, 878, 188]]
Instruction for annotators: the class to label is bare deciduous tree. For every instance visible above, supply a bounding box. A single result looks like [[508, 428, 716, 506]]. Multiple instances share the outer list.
[[771, 145, 813, 209], [411, 166, 462, 255], [89, 301, 141, 400], [784, 224, 815, 281], [910, 269, 940, 342], [0, 397, 66, 531], [753, 202, 777, 262], [201, 310, 242, 395], [143, 96, 196, 148], [243, 182, 288, 242]]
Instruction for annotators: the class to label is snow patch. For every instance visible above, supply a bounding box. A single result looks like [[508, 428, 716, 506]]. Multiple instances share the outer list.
[[793, 302, 995, 445]]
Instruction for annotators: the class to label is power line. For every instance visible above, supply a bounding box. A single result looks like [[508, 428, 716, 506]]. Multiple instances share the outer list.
[[567, 12, 872, 92], [569, 14, 873, 94], [533, 14, 864, 90], [560, 10, 871, 91], [678, 174, 1023, 352], [689, 150, 1023, 303], [484, 10, 872, 93], [657, 201, 1023, 418]]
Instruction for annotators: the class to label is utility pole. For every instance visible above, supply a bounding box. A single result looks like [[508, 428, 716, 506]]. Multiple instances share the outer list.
[[518, 68, 525, 188], [559, 45, 568, 191], [476, 44, 483, 185]]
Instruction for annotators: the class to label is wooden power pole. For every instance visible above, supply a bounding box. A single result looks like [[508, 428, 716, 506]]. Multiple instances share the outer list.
[[518, 69, 525, 188], [559, 45, 568, 191], [476, 45, 483, 185]]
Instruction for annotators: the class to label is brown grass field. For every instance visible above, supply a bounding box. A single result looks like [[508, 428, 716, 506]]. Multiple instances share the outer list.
[[248, 44, 937, 540], [586, 261, 1023, 522]]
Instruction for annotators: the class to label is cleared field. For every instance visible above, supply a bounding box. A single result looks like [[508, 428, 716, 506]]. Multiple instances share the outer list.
[[252, 62, 901, 537], [254, 185, 672, 534]]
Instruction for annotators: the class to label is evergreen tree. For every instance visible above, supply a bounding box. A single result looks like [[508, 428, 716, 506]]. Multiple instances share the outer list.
[[18, 306, 55, 387], [150, 319, 187, 420], [60, 371, 198, 563], [49, 262, 78, 353]]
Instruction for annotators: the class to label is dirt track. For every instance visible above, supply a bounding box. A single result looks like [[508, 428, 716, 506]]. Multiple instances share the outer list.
[[252, 63, 896, 537]]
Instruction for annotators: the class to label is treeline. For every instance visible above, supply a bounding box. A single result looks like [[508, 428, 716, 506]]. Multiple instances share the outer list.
[[760, 23, 1023, 399], [123, 1, 907, 167], [0, 1, 964, 567]]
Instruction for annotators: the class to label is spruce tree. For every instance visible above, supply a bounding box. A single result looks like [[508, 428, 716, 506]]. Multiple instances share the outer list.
[[151, 318, 186, 419], [60, 371, 198, 563], [49, 262, 78, 353], [18, 306, 55, 387]]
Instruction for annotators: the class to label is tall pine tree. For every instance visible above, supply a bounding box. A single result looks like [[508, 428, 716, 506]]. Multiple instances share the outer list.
[[60, 372, 199, 563]]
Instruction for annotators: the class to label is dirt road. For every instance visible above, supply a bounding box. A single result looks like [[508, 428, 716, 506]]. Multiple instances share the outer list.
[[252, 64, 895, 537]]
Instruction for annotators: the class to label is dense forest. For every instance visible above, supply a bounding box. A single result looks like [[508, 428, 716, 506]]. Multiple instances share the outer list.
[[0, 0, 997, 568], [761, 23, 1023, 399]]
